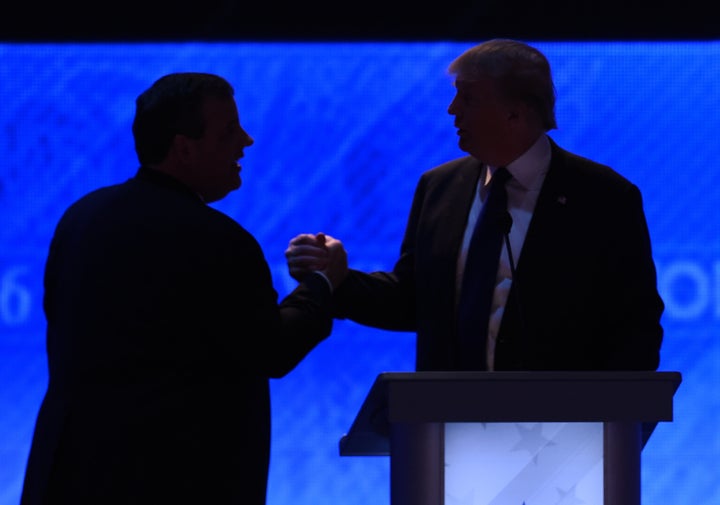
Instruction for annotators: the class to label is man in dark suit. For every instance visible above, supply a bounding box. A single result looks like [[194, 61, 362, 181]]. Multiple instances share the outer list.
[[21, 72, 347, 505], [285, 39, 663, 372]]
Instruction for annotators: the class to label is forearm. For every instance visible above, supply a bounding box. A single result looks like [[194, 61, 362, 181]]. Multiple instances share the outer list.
[[332, 269, 417, 331]]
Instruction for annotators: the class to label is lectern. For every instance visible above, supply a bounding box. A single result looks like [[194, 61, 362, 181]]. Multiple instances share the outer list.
[[339, 371, 681, 505]]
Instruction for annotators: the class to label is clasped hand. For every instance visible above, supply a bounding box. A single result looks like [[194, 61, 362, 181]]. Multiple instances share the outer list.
[[285, 232, 348, 290]]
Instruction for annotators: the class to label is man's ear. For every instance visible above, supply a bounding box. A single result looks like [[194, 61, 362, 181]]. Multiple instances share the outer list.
[[173, 133, 195, 163], [507, 101, 526, 120]]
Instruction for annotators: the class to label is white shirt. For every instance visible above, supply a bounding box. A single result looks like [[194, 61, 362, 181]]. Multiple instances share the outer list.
[[456, 134, 551, 370]]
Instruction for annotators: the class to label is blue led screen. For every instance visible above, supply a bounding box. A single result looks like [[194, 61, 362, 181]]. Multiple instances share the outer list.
[[1, 41, 719, 505]]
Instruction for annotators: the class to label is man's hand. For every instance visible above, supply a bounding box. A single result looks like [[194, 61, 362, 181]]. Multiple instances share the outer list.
[[319, 234, 348, 290], [286, 232, 347, 289]]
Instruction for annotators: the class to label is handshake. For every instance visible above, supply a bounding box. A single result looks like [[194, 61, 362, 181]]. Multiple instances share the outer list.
[[285, 232, 349, 291]]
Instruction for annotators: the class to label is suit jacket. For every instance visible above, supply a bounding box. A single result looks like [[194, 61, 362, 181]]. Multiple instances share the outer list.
[[21, 167, 333, 505], [333, 137, 664, 371]]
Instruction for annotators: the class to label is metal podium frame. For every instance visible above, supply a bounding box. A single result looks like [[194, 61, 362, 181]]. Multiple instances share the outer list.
[[339, 371, 682, 505]]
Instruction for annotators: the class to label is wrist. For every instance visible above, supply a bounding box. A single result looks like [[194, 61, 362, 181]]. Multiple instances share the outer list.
[[312, 271, 333, 293]]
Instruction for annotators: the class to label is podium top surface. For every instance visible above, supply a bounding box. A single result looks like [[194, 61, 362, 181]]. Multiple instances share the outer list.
[[339, 370, 681, 456]]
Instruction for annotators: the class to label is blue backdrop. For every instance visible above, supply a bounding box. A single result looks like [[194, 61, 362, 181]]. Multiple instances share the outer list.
[[1, 41, 718, 505]]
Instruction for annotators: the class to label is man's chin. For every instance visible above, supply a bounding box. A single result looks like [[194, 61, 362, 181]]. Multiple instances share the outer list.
[[205, 184, 239, 204], [457, 137, 474, 154]]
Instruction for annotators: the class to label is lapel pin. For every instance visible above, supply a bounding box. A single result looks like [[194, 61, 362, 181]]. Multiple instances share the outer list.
[[557, 195, 567, 205]]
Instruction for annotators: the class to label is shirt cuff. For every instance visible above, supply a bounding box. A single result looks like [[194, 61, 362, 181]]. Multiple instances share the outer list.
[[311, 271, 333, 293]]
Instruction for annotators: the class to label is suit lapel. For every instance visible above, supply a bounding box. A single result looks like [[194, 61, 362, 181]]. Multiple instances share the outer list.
[[440, 157, 483, 257], [516, 140, 573, 278], [417, 156, 482, 314]]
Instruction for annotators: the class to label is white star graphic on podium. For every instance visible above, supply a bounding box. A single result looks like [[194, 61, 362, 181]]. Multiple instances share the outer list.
[[511, 423, 556, 463]]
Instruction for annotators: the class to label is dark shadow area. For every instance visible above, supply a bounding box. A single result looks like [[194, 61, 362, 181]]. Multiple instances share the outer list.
[[3, 0, 718, 41]]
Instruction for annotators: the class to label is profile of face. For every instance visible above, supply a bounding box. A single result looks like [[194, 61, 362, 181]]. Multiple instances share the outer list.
[[447, 77, 516, 163], [184, 96, 254, 203]]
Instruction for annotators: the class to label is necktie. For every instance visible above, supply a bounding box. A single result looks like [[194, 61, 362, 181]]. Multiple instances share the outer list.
[[456, 166, 512, 370]]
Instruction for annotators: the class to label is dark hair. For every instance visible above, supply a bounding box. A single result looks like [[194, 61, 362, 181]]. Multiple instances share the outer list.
[[132, 72, 235, 165], [448, 39, 557, 131]]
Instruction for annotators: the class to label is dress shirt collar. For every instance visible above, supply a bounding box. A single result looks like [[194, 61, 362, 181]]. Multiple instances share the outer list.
[[496, 133, 551, 192]]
